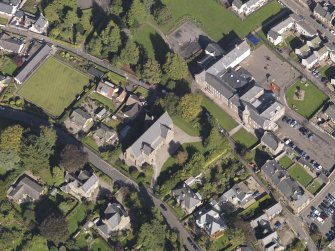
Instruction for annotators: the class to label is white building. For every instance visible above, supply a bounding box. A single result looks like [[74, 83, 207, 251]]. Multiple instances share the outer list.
[[301, 54, 318, 69], [232, 0, 268, 16]]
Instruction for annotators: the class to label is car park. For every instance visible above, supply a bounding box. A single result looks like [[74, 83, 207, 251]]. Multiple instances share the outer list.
[[308, 133, 315, 140]]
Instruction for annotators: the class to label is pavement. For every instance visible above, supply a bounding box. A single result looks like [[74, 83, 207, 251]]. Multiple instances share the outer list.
[[0, 106, 199, 251]]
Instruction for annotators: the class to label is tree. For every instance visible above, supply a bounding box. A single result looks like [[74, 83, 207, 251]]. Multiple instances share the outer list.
[[142, 58, 162, 84], [0, 124, 23, 151], [80, 10, 92, 33], [118, 40, 140, 66], [52, 166, 65, 186], [100, 20, 121, 54], [179, 93, 203, 122], [127, 0, 148, 27], [110, 0, 123, 15], [142, 0, 155, 12], [136, 219, 167, 250], [39, 213, 69, 245], [163, 53, 188, 80], [160, 93, 180, 116], [226, 228, 246, 248], [60, 145, 88, 173], [184, 152, 205, 176], [176, 150, 188, 166], [154, 6, 172, 25]]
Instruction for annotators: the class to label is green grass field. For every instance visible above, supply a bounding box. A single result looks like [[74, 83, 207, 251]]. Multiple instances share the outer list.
[[232, 128, 258, 148], [288, 164, 313, 187], [171, 115, 200, 136], [133, 23, 170, 63], [286, 80, 328, 119], [67, 204, 86, 234], [201, 97, 238, 131], [278, 155, 294, 169], [18, 56, 90, 117], [89, 92, 116, 111], [307, 180, 322, 195], [160, 0, 282, 40], [0, 55, 17, 75]]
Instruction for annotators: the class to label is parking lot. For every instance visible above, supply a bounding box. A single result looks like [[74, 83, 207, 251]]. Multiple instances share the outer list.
[[300, 176, 335, 238], [240, 45, 299, 89], [275, 117, 335, 172]]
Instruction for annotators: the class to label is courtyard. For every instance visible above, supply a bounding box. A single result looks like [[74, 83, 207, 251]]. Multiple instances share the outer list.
[[18, 56, 91, 117]]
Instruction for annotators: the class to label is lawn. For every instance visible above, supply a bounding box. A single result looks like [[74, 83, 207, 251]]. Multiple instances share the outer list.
[[0, 55, 17, 75], [133, 23, 170, 64], [171, 115, 200, 137], [66, 203, 86, 234], [201, 97, 238, 131], [89, 92, 116, 111], [20, 0, 41, 15], [288, 164, 313, 187], [286, 80, 328, 119], [18, 56, 90, 117], [278, 155, 294, 169], [232, 128, 258, 148], [160, 0, 283, 40], [307, 180, 323, 195]]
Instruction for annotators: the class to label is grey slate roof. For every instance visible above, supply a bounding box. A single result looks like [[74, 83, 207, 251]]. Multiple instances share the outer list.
[[325, 42, 335, 52], [88, 66, 105, 78], [267, 30, 280, 40], [70, 108, 91, 127], [34, 15, 48, 31], [261, 132, 279, 151], [205, 42, 224, 57], [7, 175, 43, 203], [195, 207, 227, 236], [0, 33, 23, 53], [0, 2, 14, 15], [325, 103, 335, 120], [127, 111, 173, 158], [314, 4, 327, 17], [206, 73, 235, 99], [173, 183, 202, 211], [93, 124, 117, 143], [15, 44, 51, 84], [64, 170, 98, 194], [232, 0, 244, 8]]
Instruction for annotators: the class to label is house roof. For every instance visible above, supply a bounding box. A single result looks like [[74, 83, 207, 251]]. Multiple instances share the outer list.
[[173, 183, 202, 210], [261, 132, 280, 151], [314, 4, 328, 17], [15, 44, 51, 84], [34, 15, 48, 31], [64, 170, 98, 194], [267, 30, 281, 40], [205, 73, 235, 99], [302, 53, 318, 65], [325, 103, 335, 120], [271, 17, 295, 34], [264, 202, 282, 218], [0, 2, 14, 15], [240, 85, 263, 103], [296, 20, 317, 36], [196, 207, 227, 236], [314, 46, 328, 58], [325, 42, 335, 52], [7, 175, 43, 202], [0, 33, 23, 53], [232, 0, 244, 8], [70, 108, 91, 127], [179, 39, 201, 59], [127, 111, 173, 158], [260, 101, 284, 120], [260, 231, 279, 248], [93, 124, 117, 143], [205, 42, 224, 57], [88, 66, 104, 78]]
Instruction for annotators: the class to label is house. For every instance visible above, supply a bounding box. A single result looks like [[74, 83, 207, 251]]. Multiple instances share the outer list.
[[294, 44, 310, 58], [232, 0, 268, 16], [261, 160, 310, 212], [313, 46, 329, 61], [220, 176, 265, 209], [95, 81, 126, 103], [29, 14, 49, 34], [0, 0, 20, 16], [295, 20, 317, 38], [267, 30, 282, 46], [7, 174, 44, 204], [124, 112, 174, 168], [261, 132, 284, 155], [121, 95, 143, 120], [92, 124, 118, 147], [260, 231, 284, 251], [69, 108, 94, 132], [314, 3, 334, 26], [0, 33, 24, 54], [96, 202, 131, 238], [15, 44, 52, 84], [172, 183, 202, 213], [306, 36, 321, 49], [88, 66, 105, 79], [264, 202, 282, 220], [195, 206, 227, 237], [61, 170, 99, 199], [198, 43, 225, 68], [324, 103, 335, 122], [301, 53, 318, 69]]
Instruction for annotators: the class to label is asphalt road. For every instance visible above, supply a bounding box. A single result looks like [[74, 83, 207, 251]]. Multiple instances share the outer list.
[[0, 106, 198, 251]]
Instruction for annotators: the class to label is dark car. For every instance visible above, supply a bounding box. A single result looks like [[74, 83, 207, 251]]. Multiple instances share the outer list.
[[299, 127, 309, 135], [160, 203, 167, 211]]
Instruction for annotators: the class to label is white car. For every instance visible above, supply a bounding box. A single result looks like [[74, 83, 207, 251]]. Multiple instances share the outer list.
[[317, 216, 325, 224]]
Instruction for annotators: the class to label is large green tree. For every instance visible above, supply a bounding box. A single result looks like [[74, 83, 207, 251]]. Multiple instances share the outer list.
[[60, 145, 88, 173], [163, 53, 188, 80], [127, 0, 148, 27], [136, 219, 167, 250], [141, 58, 162, 84], [118, 40, 140, 66], [179, 93, 203, 122], [39, 213, 69, 245]]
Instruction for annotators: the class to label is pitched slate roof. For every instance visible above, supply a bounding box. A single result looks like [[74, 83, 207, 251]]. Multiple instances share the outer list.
[[127, 111, 173, 158], [88, 66, 105, 78], [7, 175, 43, 202], [325, 103, 335, 120], [267, 30, 281, 41], [261, 132, 279, 151], [63, 170, 98, 194], [70, 108, 91, 127], [0, 33, 23, 53], [34, 15, 48, 31], [195, 207, 227, 236], [173, 183, 202, 210], [205, 42, 224, 57], [0, 2, 14, 15], [206, 73, 235, 99]]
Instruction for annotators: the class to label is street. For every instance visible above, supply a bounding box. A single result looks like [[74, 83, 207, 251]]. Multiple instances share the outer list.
[[0, 106, 198, 251]]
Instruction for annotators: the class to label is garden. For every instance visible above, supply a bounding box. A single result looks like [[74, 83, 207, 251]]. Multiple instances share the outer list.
[[232, 128, 258, 149], [278, 155, 294, 169], [288, 163, 313, 187], [286, 80, 328, 119], [18, 56, 91, 117]]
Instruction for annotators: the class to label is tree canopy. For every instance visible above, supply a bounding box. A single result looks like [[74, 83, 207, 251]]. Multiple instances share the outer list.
[[39, 213, 69, 245], [60, 145, 88, 173], [163, 53, 189, 80], [127, 0, 148, 27], [179, 93, 203, 122], [141, 58, 162, 84]]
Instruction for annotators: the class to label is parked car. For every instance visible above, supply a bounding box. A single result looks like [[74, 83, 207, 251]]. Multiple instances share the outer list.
[[160, 203, 167, 211], [290, 120, 297, 127], [308, 133, 315, 140]]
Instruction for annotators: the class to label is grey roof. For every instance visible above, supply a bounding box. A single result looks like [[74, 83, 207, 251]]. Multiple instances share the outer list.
[[264, 202, 282, 217], [179, 40, 201, 59], [34, 15, 48, 31], [70, 108, 91, 126], [205, 42, 224, 57], [64, 170, 98, 194], [325, 103, 335, 120], [127, 112, 173, 158], [0, 2, 14, 15], [2, 0, 20, 5], [314, 4, 328, 17], [232, 0, 244, 8], [195, 207, 227, 236], [206, 73, 235, 99], [15, 10, 23, 18], [7, 175, 43, 202], [240, 85, 263, 102], [15, 44, 51, 84], [173, 183, 202, 210], [94, 124, 117, 142], [122, 101, 141, 118], [261, 132, 279, 151], [267, 30, 280, 40], [220, 68, 252, 89], [88, 66, 104, 78], [296, 20, 317, 36], [325, 42, 335, 52], [0, 33, 23, 53]]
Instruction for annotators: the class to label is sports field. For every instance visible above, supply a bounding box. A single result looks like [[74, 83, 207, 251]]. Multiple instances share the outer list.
[[18, 56, 90, 117]]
